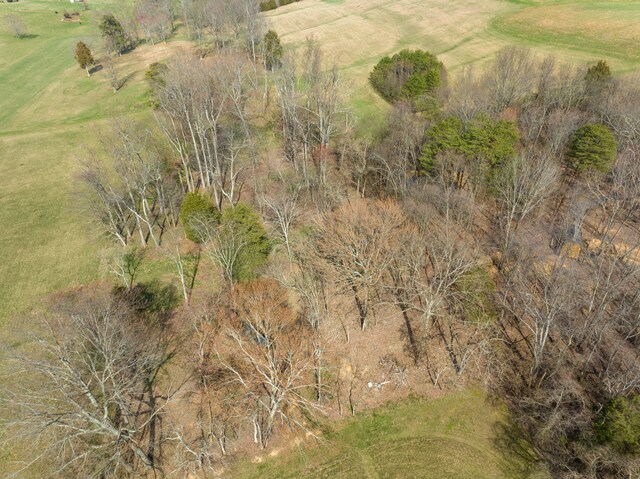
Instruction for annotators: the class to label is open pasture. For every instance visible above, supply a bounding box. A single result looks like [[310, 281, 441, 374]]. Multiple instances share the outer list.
[[267, 0, 640, 131]]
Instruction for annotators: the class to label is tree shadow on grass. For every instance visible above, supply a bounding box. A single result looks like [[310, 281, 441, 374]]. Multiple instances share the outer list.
[[116, 71, 135, 91], [492, 419, 549, 479]]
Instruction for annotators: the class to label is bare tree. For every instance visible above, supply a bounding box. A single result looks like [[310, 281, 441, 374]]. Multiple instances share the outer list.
[[166, 305, 242, 474], [4, 14, 27, 38], [261, 180, 302, 261], [316, 199, 405, 330], [494, 151, 560, 252], [204, 219, 247, 285], [135, 0, 173, 45], [155, 54, 250, 206], [108, 247, 146, 290], [214, 280, 318, 449], [165, 240, 200, 304], [81, 119, 177, 247], [375, 102, 426, 197], [447, 65, 488, 122], [484, 46, 535, 115], [504, 254, 579, 384], [1, 290, 178, 477], [104, 54, 121, 93], [273, 40, 346, 188]]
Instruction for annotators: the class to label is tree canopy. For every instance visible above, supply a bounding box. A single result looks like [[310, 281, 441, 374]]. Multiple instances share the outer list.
[[596, 396, 640, 454], [263, 30, 283, 70], [74, 41, 95, 76], [145, 62, 167, 107], [566, 123, 616, 175], [221, 203, 271, 282], [369, 49, 445, 107], [420, 114, 519, 174], [100, 14, 128, 54], [180, 191, 220, 243]]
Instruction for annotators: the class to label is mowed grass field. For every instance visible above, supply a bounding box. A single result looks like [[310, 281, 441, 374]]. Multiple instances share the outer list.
[[233, 390, 549, 479], [492, 1, 640, 69], [266, 0, 640, 133], [0, 0, 186, 323]]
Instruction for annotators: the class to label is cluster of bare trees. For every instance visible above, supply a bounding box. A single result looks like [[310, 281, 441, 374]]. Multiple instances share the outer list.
[[134, 0, 173, 45], [179, 0, 264, 57], [1, 288, 179, 477], [154, 53, 255, 206], [274, 38, 345, 189], [82, 120, 179, 246]]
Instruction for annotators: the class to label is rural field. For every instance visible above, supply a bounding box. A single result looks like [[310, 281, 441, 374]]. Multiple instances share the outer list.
[[0, 0, 184, 322], [0, 0, 639, 477], [233, 391, 548, 479]]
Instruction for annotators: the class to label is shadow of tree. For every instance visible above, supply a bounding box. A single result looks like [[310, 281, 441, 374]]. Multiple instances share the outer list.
[[117, 71, 135, 91], [492, 419, 549, 479]]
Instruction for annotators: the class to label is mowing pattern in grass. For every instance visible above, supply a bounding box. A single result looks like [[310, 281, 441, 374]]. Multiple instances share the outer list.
[[267, 0, 640, 135], [491, 1, 640, 67], [233, 391, 549, 479], [0, 0, 172, 321]]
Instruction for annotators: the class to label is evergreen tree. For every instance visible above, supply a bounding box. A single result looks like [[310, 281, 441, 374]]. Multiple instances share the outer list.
[[221, 203, 271, 282], [369, 49, 445, 108], [566, 123, 616, 175], [585, 59, 613, 105], [99, 15, 128, 55], [263, 30, 283, 71], [596, 396, 640, 454], [145, 62, 167, 108], [420, 114, 519, 174], [180, 192, 220, 243], [74, 41, 95, 77]]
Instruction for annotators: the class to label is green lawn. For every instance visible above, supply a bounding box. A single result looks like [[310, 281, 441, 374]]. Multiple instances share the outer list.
[[0, 0, 157, 322], [268, 0, 640, 135], [490, 1, 640, 72], [232, 390, 549, 479]]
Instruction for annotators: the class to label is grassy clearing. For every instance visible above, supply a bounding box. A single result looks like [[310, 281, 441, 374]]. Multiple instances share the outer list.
[[232, 390, 548, 479], [267, 0, 640, 133], [491, 1, 640, 70], [0, 0, 182, 322]]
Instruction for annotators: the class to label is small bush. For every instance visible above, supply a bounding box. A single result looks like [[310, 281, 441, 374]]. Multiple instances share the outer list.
[[595, 396, 640, 454]]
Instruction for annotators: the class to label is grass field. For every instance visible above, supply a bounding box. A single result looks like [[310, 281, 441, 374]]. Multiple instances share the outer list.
[[232, 390, 548, 479], [267, 0, 640, 133], [491, 1, 640, 70], [0, 0, 183, 322]]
